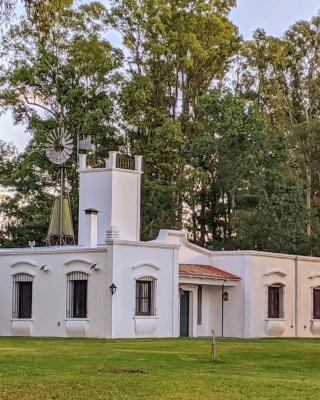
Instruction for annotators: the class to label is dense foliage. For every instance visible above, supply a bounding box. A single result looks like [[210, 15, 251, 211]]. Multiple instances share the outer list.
[[0, 1, 319, 255]]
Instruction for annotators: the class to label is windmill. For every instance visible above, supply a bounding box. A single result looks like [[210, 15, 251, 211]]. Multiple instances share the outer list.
[[45, 126, 75, 246]]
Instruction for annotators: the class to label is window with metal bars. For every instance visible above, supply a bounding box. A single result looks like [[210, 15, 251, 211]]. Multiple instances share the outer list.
[[313, 287, 320, 319], [268, 284, 284, 318], [66, 272, 88, 319], [135, 277, 156, 316], [12, 273, 33, 319]]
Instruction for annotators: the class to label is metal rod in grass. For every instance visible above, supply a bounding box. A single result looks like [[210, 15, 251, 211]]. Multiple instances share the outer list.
[[211, 329, 216, 362]]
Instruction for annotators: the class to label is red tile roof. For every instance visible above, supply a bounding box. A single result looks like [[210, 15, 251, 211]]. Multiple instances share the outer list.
[[179, 264, 240, 281]]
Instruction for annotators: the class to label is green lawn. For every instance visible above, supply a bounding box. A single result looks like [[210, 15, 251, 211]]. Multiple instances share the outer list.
[[0, 337, 319, 399]]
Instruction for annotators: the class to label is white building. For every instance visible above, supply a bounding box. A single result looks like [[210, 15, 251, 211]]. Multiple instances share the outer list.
[[1, 151, 320, 338]]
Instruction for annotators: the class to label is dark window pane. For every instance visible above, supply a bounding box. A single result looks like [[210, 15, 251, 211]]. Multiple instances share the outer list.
[[313, 288, 320, 319], [18, 282, 32, 318], [268, 286, 279, 318], [73, 280, 87, 318], [66, 272, 88, 319]]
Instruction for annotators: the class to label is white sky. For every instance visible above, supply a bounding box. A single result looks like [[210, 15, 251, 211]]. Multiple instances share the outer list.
[[0, 0, 319, 151]]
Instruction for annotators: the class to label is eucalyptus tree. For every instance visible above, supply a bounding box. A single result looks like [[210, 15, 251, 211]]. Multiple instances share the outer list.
[[233, 13, 320, 238], [0, 0, 72, 30], [110, 0, 240, 239]]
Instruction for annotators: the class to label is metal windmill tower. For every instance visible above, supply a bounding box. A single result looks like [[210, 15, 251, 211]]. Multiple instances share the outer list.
[[45, 126, 75, 246]]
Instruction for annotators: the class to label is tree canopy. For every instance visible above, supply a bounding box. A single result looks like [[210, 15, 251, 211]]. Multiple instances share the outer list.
[[0, 1, 320, 256]]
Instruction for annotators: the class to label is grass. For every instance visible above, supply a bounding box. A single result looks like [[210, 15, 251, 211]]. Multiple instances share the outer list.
[[0, 338, 320, 399]]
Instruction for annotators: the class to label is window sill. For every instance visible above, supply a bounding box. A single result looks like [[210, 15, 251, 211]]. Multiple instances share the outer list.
[[133, 315, 157, 319], [265, 318, 285, 321], [65, 318, 90, 321], [11, 318, 34, 322]]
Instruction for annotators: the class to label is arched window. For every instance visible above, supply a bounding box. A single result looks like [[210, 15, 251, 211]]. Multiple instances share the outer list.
[[66, 272, 88, 318], [12, 273, 33, 319], [268, 283, 284, 318], [313, 287, 320, 319], [135, 276, 156, 316]]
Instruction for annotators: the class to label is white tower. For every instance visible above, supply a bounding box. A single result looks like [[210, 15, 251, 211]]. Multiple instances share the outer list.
[[78, 151, 143, 246]]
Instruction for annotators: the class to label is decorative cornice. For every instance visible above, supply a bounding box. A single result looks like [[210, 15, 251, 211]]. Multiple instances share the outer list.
[[132, 263, 160, 271], [10, 260, 37, 268], [78, 167, 142, 175], [64, 259, 93, 268], [308, 273, 320, 280], [0, 247, 107, 256], [107, 239, 179, 249], [263, 270, 287, 278]]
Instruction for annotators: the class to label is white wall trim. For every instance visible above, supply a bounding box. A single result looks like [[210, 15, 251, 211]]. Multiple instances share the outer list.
[[264, 281, 286, 287], [263, 270, 287, 278], [309, 273, 320, 280], [0, 247, 107, 256], [64, 259, 93, 268], [11, 270, 36, 277], [132, 263, 160, 271], [79, 167, 142, 176], [10, 260, 37, 269], [133, 273, 158, 281]]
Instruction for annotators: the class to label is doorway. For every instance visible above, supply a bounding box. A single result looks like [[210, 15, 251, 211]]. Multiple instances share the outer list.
[[180, 291, 189, 337]]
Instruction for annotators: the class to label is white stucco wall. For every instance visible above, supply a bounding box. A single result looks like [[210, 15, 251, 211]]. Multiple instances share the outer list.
[[296, 257, 320, 337], [0, 239, 179, 339], [248, 254, 296, 338], [0, 247, 109, 338], [108, 240, 179, 338], [78, 167, 142, 245]]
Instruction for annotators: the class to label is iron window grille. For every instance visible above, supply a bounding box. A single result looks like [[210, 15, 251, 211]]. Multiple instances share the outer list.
[[135, 276, 156, 316], [12, 273, 33, 319], [66, 272, 88, 319], [313, 287, 320, 319], [268, 284, 284, 319]]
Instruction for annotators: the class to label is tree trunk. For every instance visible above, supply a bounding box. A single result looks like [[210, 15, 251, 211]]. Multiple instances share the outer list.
[[199, 185, 206, 247], [306, 166, 312, 237]]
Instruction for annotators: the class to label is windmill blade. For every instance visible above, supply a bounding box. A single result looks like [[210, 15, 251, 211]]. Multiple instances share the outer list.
[[45, 126, 74, 165]]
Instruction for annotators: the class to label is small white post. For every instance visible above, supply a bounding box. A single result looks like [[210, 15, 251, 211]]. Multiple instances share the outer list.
[[109, 151, 117, 168], [78, 154, 87, 170], [211, 329, 216, 362], [134, 155, 143, 172]]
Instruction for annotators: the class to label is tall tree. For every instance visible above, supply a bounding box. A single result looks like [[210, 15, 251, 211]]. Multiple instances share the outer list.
[[110, 0, 239, 239], [0, 2, 123, 246], [0, 0, 72, 32], [184, 89, 271, 248], [232, 14, 320, 238]]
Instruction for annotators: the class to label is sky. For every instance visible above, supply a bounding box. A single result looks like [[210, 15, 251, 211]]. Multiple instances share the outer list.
[[0, 0, 319, 151]]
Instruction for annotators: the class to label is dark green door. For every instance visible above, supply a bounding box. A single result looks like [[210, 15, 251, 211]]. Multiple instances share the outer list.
[[180, 291, 189, 337]]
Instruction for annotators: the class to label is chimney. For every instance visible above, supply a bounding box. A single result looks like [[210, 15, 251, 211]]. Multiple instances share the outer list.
[[83, 208, 99, 247]]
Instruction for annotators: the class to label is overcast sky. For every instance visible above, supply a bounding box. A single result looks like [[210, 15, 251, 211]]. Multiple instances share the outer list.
[[0, 0, 319, 151]]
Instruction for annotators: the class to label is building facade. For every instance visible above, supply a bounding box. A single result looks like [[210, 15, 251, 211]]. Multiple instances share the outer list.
[[1, 151, 320, 338]]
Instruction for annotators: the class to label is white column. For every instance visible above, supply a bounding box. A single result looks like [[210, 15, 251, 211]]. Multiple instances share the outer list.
[[134, 155, 143, 172], [78, 154, 87, 170], [109, 151, 118, 168]]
